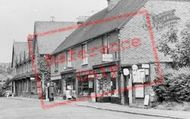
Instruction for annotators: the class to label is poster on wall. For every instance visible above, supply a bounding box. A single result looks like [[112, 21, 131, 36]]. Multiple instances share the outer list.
[[133, 69, 145, 83], [135, 84, 144, 98], [139, 69, 145, 83], [132, 70, 138, 83]]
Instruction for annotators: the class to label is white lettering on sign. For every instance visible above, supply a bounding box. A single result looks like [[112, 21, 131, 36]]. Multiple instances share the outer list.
[[143, 9, 180, 31]]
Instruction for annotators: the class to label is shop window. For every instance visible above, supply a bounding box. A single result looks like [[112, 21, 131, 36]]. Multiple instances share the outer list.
[[78, 77, 90, 96]]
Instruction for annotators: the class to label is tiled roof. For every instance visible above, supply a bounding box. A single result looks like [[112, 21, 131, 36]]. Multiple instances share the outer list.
[[12, 72, 34, 81], [34, 21, 76, 54], [13, 42, 29, 64], [53, 0, 149, 54]]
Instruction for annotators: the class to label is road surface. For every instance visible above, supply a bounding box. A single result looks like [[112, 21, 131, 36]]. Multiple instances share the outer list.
[[0, 97, 170, 119]]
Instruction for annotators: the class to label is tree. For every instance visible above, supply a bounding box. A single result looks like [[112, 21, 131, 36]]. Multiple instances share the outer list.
[[153, 21, 190, 102], [38, 56, 51, 83], [158, 21, 190, 68], [37, 55, 51, 98]]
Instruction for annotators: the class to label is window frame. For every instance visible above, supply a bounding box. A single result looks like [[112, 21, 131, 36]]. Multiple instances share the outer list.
[[54, 55, 59, 72], [102, 35, 109, 54], [66, 50, 72, 67], [82, 43, 88, 65]]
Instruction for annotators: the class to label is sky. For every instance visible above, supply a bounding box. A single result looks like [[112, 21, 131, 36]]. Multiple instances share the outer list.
[[0, 0, 107, 63]]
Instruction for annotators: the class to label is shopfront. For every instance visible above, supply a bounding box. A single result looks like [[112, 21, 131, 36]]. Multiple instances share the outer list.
[[51, 75, 62, 96], [61, 69, 77, 99], [93, 62, 120, 104], [76, 70, 95, 97]]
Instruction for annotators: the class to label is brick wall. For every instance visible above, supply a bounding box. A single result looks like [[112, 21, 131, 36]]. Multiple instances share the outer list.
[[119, 0, 190, 66], [51, 30, 119, 75]]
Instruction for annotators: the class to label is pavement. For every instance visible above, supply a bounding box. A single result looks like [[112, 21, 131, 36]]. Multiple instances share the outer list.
[[76, 101, 190, 119], [1, 97, 190, 119]]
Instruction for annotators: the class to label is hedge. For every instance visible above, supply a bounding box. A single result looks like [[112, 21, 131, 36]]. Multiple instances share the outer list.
[[152, 67, 190, 102]]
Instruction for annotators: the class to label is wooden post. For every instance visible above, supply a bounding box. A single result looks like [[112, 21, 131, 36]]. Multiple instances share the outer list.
[[120, 74, 125, 105], [129, 73, 133, 105], [75, 78, 78, 98]]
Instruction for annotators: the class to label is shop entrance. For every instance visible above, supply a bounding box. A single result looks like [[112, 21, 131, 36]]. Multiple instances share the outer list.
[[123, 64, 150, 106]]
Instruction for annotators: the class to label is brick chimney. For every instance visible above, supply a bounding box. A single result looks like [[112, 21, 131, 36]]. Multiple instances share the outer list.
[[107, 0, 121, 11]]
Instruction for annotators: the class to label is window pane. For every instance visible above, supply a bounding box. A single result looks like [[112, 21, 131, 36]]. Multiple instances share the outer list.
[[82, 43, 88, 64], [102, 36, 109, 54]]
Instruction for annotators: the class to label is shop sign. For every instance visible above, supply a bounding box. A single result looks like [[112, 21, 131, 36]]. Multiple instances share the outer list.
[[88, 75, 95, 79], [77, 70, 95, 76], [142, 64, 150, 69], [123, 68, 130, 76], [102, 54, 113, 62], [143, 9, 180, 31]]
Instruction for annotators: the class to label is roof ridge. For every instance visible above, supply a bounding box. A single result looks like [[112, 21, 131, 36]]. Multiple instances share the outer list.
[[34, 21, 76, 24]]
